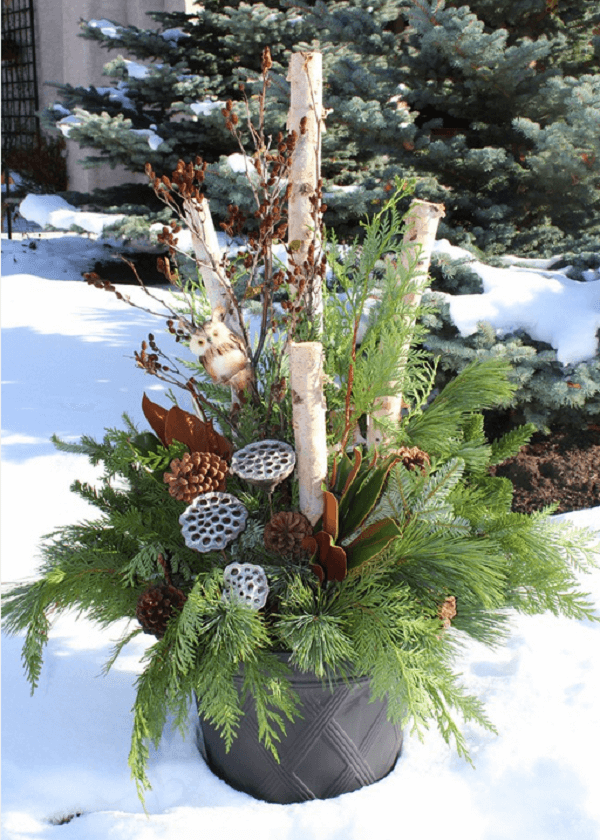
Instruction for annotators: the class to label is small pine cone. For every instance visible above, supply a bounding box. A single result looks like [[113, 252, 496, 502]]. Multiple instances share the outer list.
[[395, 445, 431, 475], [264, 511, 313, 557], [136, 584, 187, 639], [438, 596, 457, 629], [164, 451, 228, 502]]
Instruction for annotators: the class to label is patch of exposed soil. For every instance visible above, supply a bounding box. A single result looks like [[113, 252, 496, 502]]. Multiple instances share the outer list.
[[489, 426, 600, 514], [89, 251, 169, 285]]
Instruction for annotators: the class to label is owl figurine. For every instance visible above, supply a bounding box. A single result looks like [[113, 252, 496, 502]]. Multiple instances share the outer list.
[[189, 306, 253, 397]]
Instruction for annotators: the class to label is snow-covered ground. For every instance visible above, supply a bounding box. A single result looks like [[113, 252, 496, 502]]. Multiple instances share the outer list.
[[2, 229, 600, 840]]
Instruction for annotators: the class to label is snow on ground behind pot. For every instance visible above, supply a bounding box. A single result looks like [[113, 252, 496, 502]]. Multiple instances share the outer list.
[[1, 232, 599, 840]]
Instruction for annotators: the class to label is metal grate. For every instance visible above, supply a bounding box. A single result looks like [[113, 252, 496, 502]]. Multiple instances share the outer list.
[[1, 0, 40, 154]]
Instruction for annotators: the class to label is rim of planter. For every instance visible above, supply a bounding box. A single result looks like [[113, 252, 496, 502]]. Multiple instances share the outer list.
[[229, 651, 371, 687]]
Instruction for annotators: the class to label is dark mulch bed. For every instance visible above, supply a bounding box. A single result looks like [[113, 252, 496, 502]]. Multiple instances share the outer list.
[[489, 426, 600, 514]]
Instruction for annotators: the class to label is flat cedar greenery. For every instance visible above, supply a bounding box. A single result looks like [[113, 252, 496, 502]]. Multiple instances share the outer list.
[[3, 86, 599, 803]]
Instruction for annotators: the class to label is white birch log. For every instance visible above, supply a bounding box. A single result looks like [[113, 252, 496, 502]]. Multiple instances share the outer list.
[[183, 194, 244, 335], [287, 51, 325, 326], [366, 198, 445, 447], [289, 341, 328, 525], [183, 194, 250, 408]]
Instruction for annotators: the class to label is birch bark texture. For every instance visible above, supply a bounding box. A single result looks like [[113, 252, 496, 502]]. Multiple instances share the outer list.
[[183, 195, 244, 335], [366, 199, 445, 447], [287, 51, 325, 327], [289, 341, 328, 525]]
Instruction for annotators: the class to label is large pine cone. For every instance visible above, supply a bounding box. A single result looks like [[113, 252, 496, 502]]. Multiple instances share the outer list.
[[136, 584, 187, 639], [264, 511, 313, 557], [164, 451, 228, 502]]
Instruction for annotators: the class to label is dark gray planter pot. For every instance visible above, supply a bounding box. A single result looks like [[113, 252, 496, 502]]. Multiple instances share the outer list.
[[195, 660, 403, 804]]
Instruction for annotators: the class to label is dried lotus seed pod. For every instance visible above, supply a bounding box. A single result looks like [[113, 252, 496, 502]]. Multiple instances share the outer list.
[[222, 562, 269, 610], [179, 492, 248, 552], [230, 440, 295, 489]]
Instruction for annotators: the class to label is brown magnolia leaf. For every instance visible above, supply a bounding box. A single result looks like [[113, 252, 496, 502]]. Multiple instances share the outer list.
[[142, 393, 169, 446], [314, 531, 332, 556], [310, 563, 325, 584], [304, 531, 348, 583], [142, 395, 233, 460], [203, 418, 234, 463], [164, 405, 233, 461], [324, 544, 347, 582], [321, 491, 339, 540], [164, 404, 202, 450]]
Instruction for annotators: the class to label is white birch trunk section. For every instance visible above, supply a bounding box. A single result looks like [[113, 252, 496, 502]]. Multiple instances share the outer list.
[[366, 198, 445, 447], [287, 51, 325, 327], [183, 195, 244, 335], [289, 341, 328, 525], [183, 195, 249, 409]]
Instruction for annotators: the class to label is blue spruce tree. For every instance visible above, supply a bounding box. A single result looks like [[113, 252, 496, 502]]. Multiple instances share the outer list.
[[43, 0, 599, 254]]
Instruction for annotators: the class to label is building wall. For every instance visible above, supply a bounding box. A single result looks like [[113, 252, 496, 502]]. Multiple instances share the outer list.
[[34, 0, 195, 194]]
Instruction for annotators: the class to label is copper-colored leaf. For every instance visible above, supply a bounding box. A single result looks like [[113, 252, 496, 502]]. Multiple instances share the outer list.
[[305, 531, 348, 583], [203, 418, 234, 462], [163, 405, 233, 461], [142, 393, 169, 446], [439, 596, 457, 629], [311, 531, 330, 557], [323, 544, 347, 582], [321, 491, 339, 540], [310, 563, 325, 584], [142, 395, 233, 460], [164, 404, 201, 450]]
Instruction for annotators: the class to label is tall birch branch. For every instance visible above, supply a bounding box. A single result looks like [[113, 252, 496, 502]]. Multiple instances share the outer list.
[[287, 51, 325, 328], [286, 51, 328, 525], [289, 341, 328, 525], [366, 198, 445, 447], [182, 195, 246, 339]]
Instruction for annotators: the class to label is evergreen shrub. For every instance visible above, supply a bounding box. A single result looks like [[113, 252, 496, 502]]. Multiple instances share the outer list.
[[423, 250, 600, 431], [42, 0, 600, 254]]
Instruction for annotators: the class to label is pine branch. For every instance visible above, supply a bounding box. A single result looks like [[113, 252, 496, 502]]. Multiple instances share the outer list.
[[102, 625, 143, 676], [490, 423, 536, 464]]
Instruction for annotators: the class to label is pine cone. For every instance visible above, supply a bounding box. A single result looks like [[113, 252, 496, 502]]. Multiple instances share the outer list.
[[136, 584, 187, 639], [438, 596, 457, 629], [264, 511, 313, 557], [164, 451, 228, 502], [395, 445, 431, 475]]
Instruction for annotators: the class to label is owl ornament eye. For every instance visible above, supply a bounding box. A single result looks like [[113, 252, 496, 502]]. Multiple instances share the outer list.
[[189, 333, 206, 355]]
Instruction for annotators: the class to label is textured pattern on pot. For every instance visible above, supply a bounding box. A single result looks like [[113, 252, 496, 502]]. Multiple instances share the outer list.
[[196, 658, 403, 804], [230, 440, 295, 489], [222, 562, 269, 609], [179, 492, 248, 551]]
